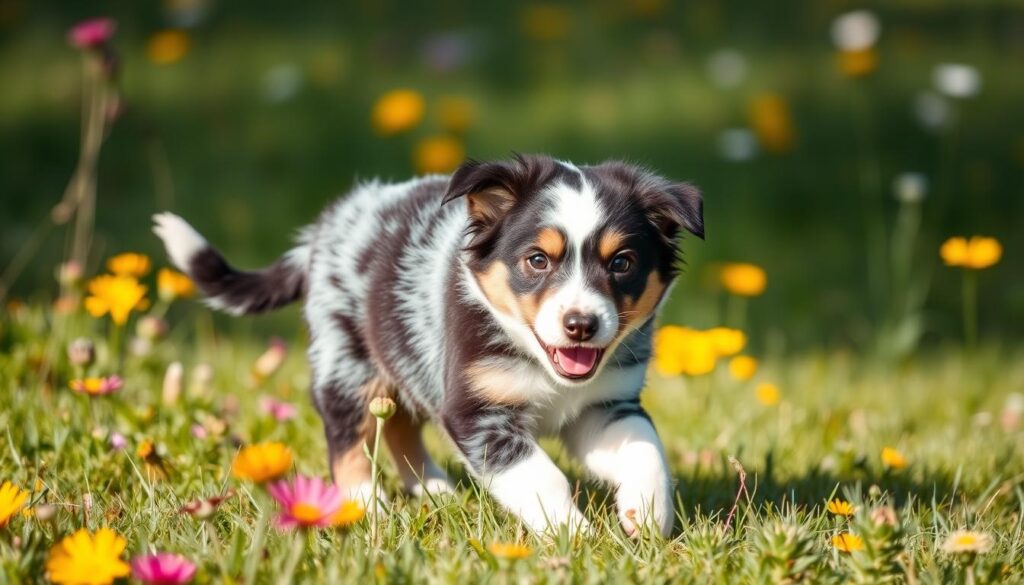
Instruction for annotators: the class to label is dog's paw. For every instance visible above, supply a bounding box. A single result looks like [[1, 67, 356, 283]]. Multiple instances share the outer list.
[[152, 212, 206, 270], [615, 485, 674, 538], [408, 476, 456, 498]]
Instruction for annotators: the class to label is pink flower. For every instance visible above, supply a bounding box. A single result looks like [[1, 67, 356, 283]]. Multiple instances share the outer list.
[[259, 396, 298, 421], [69, 375, 124, 396], [252, 337, 287, 379], [109, 432, 128, 451], [67, 18, 116, 50], [190, 424, 207, 439], [131, 552, 196, 585], [267, 475, 343, 530]]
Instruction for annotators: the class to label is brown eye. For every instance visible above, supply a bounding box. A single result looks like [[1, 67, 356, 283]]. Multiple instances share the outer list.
[[527, 253, 549, 270], [609, 253, 634, 274]]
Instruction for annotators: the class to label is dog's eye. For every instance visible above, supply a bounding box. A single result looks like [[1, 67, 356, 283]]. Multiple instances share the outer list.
[[609, 252, 634, 274], [527, 253, 549, 271]]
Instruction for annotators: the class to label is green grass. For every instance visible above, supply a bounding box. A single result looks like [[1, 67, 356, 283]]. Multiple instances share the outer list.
[[1, 298, 1022, 583]]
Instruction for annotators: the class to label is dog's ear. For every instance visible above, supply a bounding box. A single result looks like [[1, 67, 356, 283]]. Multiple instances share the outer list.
[[640, 181, 704, 242], [442, 160, 519, 228]]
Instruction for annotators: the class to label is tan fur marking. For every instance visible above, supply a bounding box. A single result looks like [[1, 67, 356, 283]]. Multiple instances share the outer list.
[[468, 188, 516, 223], [620, 271, 666, 330], [330, 377, 390, 489], [464, 358, 553, 405], [536, 227, 566, 259], [475, 262, 516, 318], [383, 408, 432, 484], [599, 230, 627, 260]]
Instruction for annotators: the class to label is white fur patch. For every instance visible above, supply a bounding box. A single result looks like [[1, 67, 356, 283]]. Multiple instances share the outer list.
[[534, 269, 618, 349], [152, 212, 208, 270], [544, 177, 603, 250], [482, 446, 589, 535]]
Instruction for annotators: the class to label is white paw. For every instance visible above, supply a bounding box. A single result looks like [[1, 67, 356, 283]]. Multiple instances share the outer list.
[[152, 212, 207, 270], [616, 483, 674, 538]]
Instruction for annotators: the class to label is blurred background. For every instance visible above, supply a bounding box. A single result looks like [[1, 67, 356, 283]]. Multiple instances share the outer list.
[[1, 0, 1022, 353]]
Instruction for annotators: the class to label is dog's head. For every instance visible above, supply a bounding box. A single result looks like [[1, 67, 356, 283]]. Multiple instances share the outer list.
[[444, 154, 703, 385]]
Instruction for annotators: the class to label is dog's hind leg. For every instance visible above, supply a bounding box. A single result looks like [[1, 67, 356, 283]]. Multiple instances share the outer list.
[[383, 407, 454, 496]]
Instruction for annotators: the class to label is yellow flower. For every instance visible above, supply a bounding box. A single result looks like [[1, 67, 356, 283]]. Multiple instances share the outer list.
[[83, 275, 149, 326], [755, 382, 780, 406], [881, 447, 908, 470], [231, 442, 293, 483], [832, 532, 864, 552], [488, 541, 532, 560], [827, 499, 856, 517], [706, 327, 746, 356], [436, 95, 476, 133], [413, 136, 465, 174], [46, 527, 130, 585], [330, 500, 366, 528], [653, 326, 716, 376], [748, 93, 795, 154], [146, 30, 190, 65], [940, 236, 1002, 270], [837, 48, 878, 78], [157, 268, 195, 301], [0, 481, 30, 528], [728, 355, 758, 382], [372, 89, 425, 135], [942, 530, 994, 555], [720, 263, 767, 297], [106, 253, 151, 277]]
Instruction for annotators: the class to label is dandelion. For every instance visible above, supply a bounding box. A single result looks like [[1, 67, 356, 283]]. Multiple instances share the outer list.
[[259, 396, 298, 422], [267, 475, 343, 529], [706, 327, 746, 356], [893, 173, 927, 204], [413, 136, 465, 174], [131, 553, 197, 584], [157, 268, 195, 301], [107, 253, 151, 277], [146, 30, 190, 65], [46, 527, 131, 585], [488, 542, 533, 560], [827, 499, 856, 517], [0, 481, 29, 528], [748, 94, 794, 154], [83, 274, 148, 325], [942, 530, 994, 555], [653, 326, 717, 376], [720, 263, 767, 297], [67, 18, 116, 50], [933, 63, 981, 99], [881, 447, 908, 470], [372, 89, 425, 135], [69, 375, 123, 396], [231, 442, 293, 483], [755, 383, 781, 406], [728, 355, 758, 381], [832, 532, 865, 552], [837, 49, 878, 78], [830, 10, 881, 51], [940, 236, 1002, 270]]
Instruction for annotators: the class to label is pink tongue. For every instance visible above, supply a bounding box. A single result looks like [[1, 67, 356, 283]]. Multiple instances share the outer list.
[[555, 347, 599, 376]]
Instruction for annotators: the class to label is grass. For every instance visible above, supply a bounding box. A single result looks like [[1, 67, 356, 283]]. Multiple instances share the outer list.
[[1, 298, 1022, 583]]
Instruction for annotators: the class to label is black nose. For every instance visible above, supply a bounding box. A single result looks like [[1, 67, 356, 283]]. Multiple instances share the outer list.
[[563, 311, 599, 342]]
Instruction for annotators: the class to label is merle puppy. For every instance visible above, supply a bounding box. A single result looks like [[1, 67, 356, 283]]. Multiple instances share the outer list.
[[154, 154, 703, 536]]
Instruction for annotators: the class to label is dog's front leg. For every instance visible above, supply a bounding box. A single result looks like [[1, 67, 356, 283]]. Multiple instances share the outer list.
[[563, 400, 674, 537], [443, 405, 588, 535]]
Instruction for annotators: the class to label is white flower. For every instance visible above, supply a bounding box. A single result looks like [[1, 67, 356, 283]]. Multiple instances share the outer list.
[[933, 63, 981, 98], [913, 91, 952, 131], [831, 10, 881, 51], [706, 49, 747, 88], [892, 172, 927, 203], [717, 128, 758, 162]]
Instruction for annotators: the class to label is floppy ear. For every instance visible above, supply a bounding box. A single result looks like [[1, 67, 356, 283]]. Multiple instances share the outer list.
[[442, 158, 525, 253], [643, 182, 704, 242]]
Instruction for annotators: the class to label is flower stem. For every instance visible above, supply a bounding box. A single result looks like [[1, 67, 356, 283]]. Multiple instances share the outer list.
[[370, 415, 384, 549], [962, 270, 978, 351], [277, 530, 307, 585]]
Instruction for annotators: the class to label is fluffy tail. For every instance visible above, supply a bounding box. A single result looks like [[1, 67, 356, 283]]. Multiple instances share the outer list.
[[152, 212, 309, 315]]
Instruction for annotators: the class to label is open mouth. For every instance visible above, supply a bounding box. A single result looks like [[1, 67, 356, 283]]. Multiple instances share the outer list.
[[536, 338, 605, 380]]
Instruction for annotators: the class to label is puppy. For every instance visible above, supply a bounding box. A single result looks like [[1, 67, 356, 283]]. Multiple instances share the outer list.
[[154, 154, 703, 537]]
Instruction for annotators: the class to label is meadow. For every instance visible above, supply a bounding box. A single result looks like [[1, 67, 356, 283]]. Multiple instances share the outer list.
[[2, 2, 1023, 583]]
